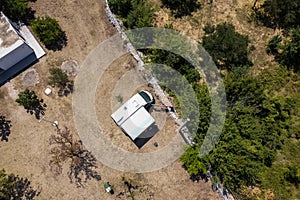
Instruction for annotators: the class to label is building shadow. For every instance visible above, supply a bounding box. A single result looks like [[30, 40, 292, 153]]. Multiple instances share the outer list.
[[133, 124, 159, 149]]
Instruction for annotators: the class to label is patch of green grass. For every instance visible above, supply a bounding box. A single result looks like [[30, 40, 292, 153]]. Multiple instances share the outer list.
[[116, 95, 123, 103]]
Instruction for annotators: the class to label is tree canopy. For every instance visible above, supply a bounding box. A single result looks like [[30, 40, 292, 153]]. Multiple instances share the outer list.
[[31, 16, 67, 50], [261, 0, 300, 29], [16, 89, 46, 119], [202, 23, 253, 70], [266, 27, 300, 71], [144, 49, 200, 84], [48, 68, 73, 96], [0, 169, 39, 199], [107, 0, 132, 18], [161, 0, 200, 18], [48, 68, 69, 88], [108, 0, 155, 29], [181, 71, 293, 191], [0, 0, 34, 22], [16, 89, 40, 110]]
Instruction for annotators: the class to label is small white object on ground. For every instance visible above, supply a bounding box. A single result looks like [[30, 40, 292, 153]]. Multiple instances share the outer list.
[[53, 121, 58, 127], [44, 88, 52, 95], [105, 187, 111, 193]]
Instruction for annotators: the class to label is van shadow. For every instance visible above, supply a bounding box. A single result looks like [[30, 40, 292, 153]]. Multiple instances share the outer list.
[[133, 124, 159, 149]]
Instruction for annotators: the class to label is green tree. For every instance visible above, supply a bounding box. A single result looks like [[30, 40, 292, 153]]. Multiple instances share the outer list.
[[48, 68, 68, 88], [284, 165, 300, 187], [266, 35, 282, 55], [267, 27, 300, 71], [125, 0, 155, 28], [108, 0, 155, 29], [261, 0, 300, 29], [0, 116, 11, 142], [108, 0, 132, 18], [16, 89, 39, 111], [144, 49, 200, 83], [192, 83, 211, 143], [202, 23, 252, 70], [279, 28, 300, 71], [181, 72, 292, 192], [0, 169, 38, 199], [161, 0, 200, 18], [0, 0, 34, 22], [180, 146, 207, 176], [16, 89, 46, 119], [31, 16, 67, 50]]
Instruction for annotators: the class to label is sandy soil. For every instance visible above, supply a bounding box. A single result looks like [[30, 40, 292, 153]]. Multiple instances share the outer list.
[[0, 0, 219, 199]]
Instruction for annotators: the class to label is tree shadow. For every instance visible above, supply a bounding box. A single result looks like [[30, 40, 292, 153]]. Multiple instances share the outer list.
[[162, 0, 201, 18], [49, 127, 101, 188], [47, 30, 68, 51], [0, 116, 11, 142], [181, 165, 207, 182], [58, 81, 74, 97], [68, 148, 101, 187], [26, 99, 47, 120], [22, 9, 36, 25], [116, 177, 155, 199], [252, 10, 276, 29], [6, 174, 40, 199], [12, 176, 40, 199]]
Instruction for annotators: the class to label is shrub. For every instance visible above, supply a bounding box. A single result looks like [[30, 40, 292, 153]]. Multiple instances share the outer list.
[[31, 16, 67, 50]]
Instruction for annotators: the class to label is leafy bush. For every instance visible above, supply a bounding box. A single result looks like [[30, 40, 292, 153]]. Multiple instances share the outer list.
[[31, 16, 67, 50], [261, 0, 300, 29], [108, 0, 132, 18], [202, 23, 252, 70], [284, 165, 300, 186], [108, 0, 155, 28], [16, 89, 46, 119], [181, 73, 292, 191], [266, 27, 300, 71], [48, 68, 69, 89], [266, 35, 282, 55], [0, 0, 34, 22]]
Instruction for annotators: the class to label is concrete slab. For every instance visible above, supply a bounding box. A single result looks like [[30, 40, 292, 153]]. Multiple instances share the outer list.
[[19, 25, 45, 59]]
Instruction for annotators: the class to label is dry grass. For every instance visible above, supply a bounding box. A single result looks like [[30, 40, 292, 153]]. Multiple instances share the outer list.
[[154, 0, 277, 75], [0, 0, 219, 199]]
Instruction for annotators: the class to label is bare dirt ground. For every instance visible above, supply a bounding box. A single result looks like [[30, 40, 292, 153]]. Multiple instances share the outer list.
[[95, 54, 178, 153], [0, 0, 219, 199]]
